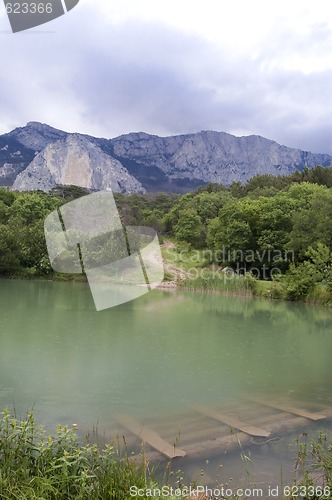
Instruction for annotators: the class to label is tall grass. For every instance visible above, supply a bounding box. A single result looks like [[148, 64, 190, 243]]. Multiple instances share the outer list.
[[294, 431, 332, 500], [0, 409, 169, 499], [179, 269, 252, 295], [2, 408, 332, 500]]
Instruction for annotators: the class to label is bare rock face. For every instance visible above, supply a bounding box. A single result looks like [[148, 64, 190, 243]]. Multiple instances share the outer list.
[[7, 121, 67, 151], [2, 122, 332, 193], [111, 130, 332, 185], [0, 133, 36, 186], [0, 163, 25, 183], [12, 134, 146, 194]]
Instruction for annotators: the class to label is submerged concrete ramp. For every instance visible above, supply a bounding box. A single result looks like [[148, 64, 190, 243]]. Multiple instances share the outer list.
[[244, 396, 327, 421], [195, 405, 271, 437], [114, 396, 332, 462], [116, 415, 186, 459]]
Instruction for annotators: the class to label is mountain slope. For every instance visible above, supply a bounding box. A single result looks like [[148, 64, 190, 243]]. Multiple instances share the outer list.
[[12, 134, 145, 194], [111, 130, 332, 188], [1, 122, 332, 193], [6, 121, 67, 151]]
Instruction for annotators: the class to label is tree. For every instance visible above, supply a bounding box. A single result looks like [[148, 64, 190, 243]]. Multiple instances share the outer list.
[[288, 186, 332, 260], [174, 209, 203, 247], [0, 188, 15, 206], [281, 243, 332, 299], [0, 225, 21, 274], [7, 192, 60, 226], [0, 201, 8, 224], [208, 200, 255, 268], [51, 185, 90, 200]]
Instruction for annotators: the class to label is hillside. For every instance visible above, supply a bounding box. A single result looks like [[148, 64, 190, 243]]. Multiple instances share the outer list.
[[1, 122, 331, 193]]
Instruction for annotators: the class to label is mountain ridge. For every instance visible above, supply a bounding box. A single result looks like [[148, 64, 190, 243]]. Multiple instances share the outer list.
[[1, 122, 332, 193]]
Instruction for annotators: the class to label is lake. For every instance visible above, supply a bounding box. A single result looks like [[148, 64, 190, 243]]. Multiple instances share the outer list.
[[1, 279, 332, 489]]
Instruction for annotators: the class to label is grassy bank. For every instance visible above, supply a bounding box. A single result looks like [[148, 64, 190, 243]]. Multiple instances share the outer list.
[[1, 409, 332, 499], [162, 243, 332, 306], [0, 409, 171, 500], [179, 269, 252, 295], [247, 277, 332, 306], [178, 271, 332, 306], [293, 431, 332, 500]]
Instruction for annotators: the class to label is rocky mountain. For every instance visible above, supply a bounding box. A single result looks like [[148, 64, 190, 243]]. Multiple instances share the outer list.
[[12, 134, 145, 194], [0, 133, 36, 187], [110, 130, 332, 191], [1, 122, 332, 193], [7, 121, 67, 151]]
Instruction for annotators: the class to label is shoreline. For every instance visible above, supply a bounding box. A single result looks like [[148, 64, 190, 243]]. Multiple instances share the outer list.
[[1, 272, 332, 308]]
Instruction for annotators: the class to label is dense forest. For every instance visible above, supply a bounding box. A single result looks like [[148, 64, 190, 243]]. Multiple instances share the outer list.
[[1, 165, 332, 302]]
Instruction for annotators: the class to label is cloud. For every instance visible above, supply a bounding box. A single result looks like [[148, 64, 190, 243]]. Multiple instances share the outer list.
[[0, 0, 331, 154]]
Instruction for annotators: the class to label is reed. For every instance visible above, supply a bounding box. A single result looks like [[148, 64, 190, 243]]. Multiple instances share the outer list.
[[180, 270, 251, 295], [0, 409, 171, 499]]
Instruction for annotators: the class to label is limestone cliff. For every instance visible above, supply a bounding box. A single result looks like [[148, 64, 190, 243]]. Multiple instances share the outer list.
[[111, 130, 332, 187], [2, 122, 332, 193], [12, 134, 145, 194], [7, 121, 67, 151]]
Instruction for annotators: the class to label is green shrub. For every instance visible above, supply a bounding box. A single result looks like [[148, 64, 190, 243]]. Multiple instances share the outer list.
[[294, 431, 332, 499], [0, 409, 167, 499], [281, 262, 319, 300]]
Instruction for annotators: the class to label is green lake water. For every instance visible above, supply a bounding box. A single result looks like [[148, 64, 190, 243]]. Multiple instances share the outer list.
[[1, 279, 332, 487]]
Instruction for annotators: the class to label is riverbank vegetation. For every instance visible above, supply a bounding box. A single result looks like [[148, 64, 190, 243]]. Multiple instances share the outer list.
[[1, 408, 332, 499], [1, 165, 332, 303], [0, 408, 175, 500], [294, 431, 332, 500]]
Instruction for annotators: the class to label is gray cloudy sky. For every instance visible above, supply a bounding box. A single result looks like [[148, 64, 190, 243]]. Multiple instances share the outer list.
[[1, 0, 332, 153]]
